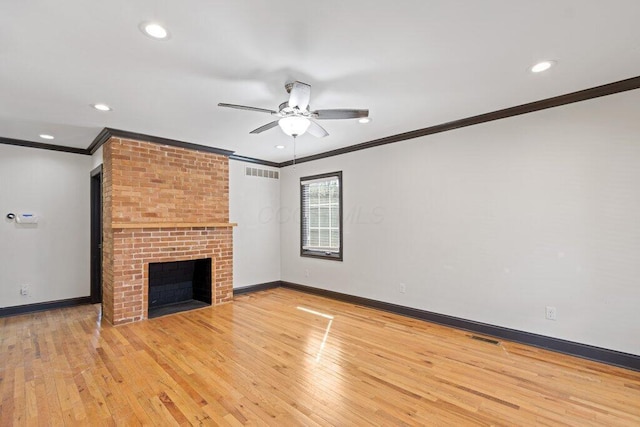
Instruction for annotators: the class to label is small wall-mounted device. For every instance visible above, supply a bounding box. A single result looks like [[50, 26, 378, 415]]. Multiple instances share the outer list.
[[6, 212, 39, 224], [16, 213, 39, 224]]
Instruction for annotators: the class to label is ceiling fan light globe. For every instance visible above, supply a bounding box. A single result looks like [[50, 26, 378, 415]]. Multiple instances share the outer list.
[[278, 116, 310, 136]]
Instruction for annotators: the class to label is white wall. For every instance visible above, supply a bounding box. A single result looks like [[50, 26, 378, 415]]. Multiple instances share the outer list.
[[280, 89, 640, 356], [229, 160, 281, 287], [0, 144, 91, 307]]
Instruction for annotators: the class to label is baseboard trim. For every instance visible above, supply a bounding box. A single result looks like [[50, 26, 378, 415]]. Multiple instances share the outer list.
[[0, 296, 92, 318], [233, 281, 281, 296], [280, 281, 640, 372]]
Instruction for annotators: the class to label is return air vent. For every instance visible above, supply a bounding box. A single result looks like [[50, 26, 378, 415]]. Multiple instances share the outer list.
[[469, 335, 500, 345], [245, 166, 279, 180]]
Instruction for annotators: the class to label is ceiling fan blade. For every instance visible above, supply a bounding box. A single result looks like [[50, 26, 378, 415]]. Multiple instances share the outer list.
[[218, 103, 277, 114], [306, 120, 329, 138], [288, 81, 311, 110], [313, 109, 369, 120], [250, 120, 280, 134]]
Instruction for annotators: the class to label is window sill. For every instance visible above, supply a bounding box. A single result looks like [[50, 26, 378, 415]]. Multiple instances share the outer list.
[[301, 250, 343, 261]]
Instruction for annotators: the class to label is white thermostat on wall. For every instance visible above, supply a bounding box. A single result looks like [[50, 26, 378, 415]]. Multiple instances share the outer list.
[[16, 213, 39, 224]]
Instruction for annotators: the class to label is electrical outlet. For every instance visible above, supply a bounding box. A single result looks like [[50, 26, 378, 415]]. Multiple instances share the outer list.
[[399, 283, 406, 294], [304, 269, 310, 278], [545, 306, 557, 320], [20, 284, 30, 296]]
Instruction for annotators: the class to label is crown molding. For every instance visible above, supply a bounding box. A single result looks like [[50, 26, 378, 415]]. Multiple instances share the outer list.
[[228, 154, 280, 168], [278, 75, 640, 167], [87, 128, 235, 156], [4, 75, 639, 166], [0, 136, 89, 155]]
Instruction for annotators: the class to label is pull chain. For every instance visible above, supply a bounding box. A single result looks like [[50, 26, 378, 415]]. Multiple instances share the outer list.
[[292, 135, 297, 168]]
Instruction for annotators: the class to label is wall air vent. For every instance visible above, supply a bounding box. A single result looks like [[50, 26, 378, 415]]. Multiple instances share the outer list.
[[469, 335, 500, 345], [245, 166, 279, 180]]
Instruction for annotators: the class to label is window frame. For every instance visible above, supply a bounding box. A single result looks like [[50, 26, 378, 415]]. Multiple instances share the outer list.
[[300, 171, 343, 261]]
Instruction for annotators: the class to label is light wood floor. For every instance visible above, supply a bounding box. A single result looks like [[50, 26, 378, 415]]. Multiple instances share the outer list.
[[1, 288, 639, 426]]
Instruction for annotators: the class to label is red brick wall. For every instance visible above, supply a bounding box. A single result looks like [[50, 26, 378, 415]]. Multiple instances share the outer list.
[[107, 138, 228, 223], [102, 138, 233, 325]]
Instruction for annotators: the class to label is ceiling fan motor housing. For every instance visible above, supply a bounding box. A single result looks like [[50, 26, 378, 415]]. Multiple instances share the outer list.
[[278, 101, 313, 117]]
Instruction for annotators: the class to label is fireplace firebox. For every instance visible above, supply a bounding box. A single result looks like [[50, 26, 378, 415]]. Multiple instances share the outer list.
[[148, 258, 212, 318]]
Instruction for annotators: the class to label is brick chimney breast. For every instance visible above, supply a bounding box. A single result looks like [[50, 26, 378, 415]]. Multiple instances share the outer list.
[[102, 138, 233, 325]]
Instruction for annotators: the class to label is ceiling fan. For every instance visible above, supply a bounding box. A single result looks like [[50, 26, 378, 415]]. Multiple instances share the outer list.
[[218, 81, 369, 138]]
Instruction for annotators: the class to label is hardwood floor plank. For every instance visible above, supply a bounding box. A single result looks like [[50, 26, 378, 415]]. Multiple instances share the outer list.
[[12, 366, 26, 425], [1, 288, 639, 425]]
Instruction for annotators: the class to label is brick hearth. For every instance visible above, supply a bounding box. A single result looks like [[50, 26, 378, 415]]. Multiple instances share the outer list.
[[102, 137, 234, 325]]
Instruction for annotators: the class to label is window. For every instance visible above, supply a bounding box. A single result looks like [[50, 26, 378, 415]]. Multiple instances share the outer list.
[[300, 171, 343, 260]]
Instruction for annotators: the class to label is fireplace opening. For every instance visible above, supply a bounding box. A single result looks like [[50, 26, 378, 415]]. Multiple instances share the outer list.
[[148, 258, 212, 318]]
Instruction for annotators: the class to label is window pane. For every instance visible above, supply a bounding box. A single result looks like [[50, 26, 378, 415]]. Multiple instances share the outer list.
[[330, 184, 339, 203], [330, 205, 338, 227], [310, 207, 319, 226], [319, 229, 330, 247], [319, 207, 330, 227], [331, 229, 339, 247], [309, 229, 319, 246]]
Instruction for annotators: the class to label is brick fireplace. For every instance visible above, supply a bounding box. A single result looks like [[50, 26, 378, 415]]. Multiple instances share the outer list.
[[102, 137, 234, 325]]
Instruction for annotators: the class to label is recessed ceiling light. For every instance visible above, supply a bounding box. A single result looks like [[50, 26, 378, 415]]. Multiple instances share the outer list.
[[275, 145, 285, 149], [530, 60, 556, 73], [140, 22, 169, 40], [92, 103, 112, 111], [39, 134, 54, 140], [358, 117, 371, 124]]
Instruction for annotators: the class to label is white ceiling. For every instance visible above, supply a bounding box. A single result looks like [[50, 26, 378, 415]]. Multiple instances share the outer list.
[[1, 1, 639, 162]]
